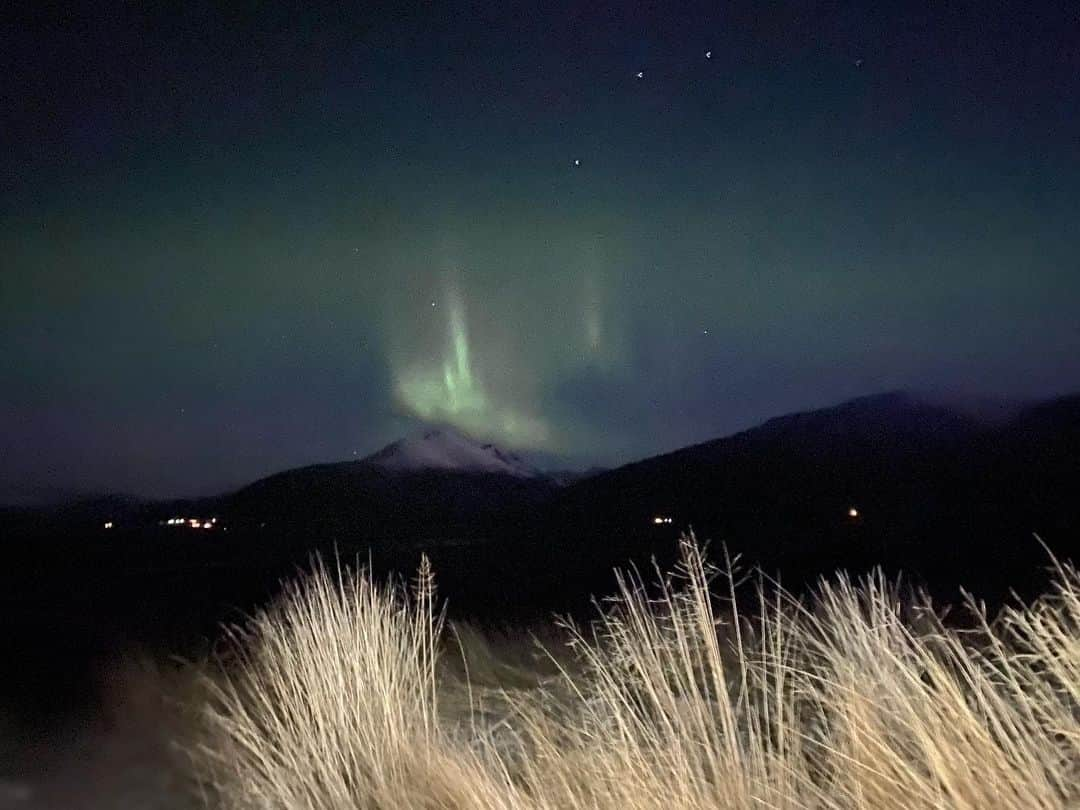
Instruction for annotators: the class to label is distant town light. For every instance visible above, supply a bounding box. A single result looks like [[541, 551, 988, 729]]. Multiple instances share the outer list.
[[653, 515, 674, 525], [202, 522, 213, 529], [104, 521, 113, 529], [848, 507, 859, 518]]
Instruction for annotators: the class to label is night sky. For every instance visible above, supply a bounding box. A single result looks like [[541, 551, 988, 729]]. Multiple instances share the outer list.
[[3, 1, 1079, 501]]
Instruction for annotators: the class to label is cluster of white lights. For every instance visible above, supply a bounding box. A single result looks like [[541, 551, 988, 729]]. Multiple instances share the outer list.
[[103, 521, 114, 529], [165, 517, 218, 529], [652, 516, 674, 525]]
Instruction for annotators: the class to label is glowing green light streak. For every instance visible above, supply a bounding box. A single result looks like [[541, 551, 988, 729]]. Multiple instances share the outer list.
[[395, 285, 547, 446]]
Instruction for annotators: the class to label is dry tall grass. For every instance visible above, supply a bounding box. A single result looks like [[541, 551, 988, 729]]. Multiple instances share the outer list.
[[194, 537, 1080, 809]]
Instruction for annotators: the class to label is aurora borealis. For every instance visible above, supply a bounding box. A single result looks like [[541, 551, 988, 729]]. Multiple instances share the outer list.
[[396, 280, 550, 448], [3, 2, 1079, 500]]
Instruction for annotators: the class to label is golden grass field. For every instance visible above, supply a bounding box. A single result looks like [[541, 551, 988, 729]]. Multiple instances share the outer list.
[[192, 536, 1080, 810]]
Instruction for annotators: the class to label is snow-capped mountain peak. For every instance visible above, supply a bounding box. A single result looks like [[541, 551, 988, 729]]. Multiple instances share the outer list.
[[363, 428, 542, 478]]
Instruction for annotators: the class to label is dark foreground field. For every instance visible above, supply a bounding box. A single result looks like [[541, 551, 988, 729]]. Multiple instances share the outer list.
[[2, 528, 1078, 809], [3, 394, 1079, 806]]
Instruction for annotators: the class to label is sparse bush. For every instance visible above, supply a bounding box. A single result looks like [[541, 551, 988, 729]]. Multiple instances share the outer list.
[[195, 537, 1080, 809]]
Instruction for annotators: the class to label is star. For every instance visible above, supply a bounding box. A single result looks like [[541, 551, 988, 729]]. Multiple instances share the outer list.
[[635, 71, 643, 79], [705, 50, 712, 59], [854, 58, 864, 68], [573, 158, 580, 166], [431, 300, 437, 308]]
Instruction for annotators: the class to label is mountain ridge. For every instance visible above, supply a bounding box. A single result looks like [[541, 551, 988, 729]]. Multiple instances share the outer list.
[[363, 427, 543, 478]]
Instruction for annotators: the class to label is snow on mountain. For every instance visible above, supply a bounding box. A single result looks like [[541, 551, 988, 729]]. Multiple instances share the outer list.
[[363, 428, 543, 478]]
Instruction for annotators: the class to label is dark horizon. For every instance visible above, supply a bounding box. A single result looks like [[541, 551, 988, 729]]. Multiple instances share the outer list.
[[4, 1, 1080, 499], [0, 384, 1069, 507]]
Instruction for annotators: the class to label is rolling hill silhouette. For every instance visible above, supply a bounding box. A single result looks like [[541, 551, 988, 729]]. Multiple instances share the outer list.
[[3, 391, 1078, 625], [511, 391, 1079, 608]]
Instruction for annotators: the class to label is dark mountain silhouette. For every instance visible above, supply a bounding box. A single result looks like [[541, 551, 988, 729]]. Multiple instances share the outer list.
[[512, 391, 1078, 607], [219, 429, 561, 550], [225, 460, 558, 550], [544, 466, 608, 486], [3, 390, 1078, 630]]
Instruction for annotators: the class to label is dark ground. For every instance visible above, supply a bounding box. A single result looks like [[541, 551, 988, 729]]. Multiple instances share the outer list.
[[2, 392, 1078, 806]]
